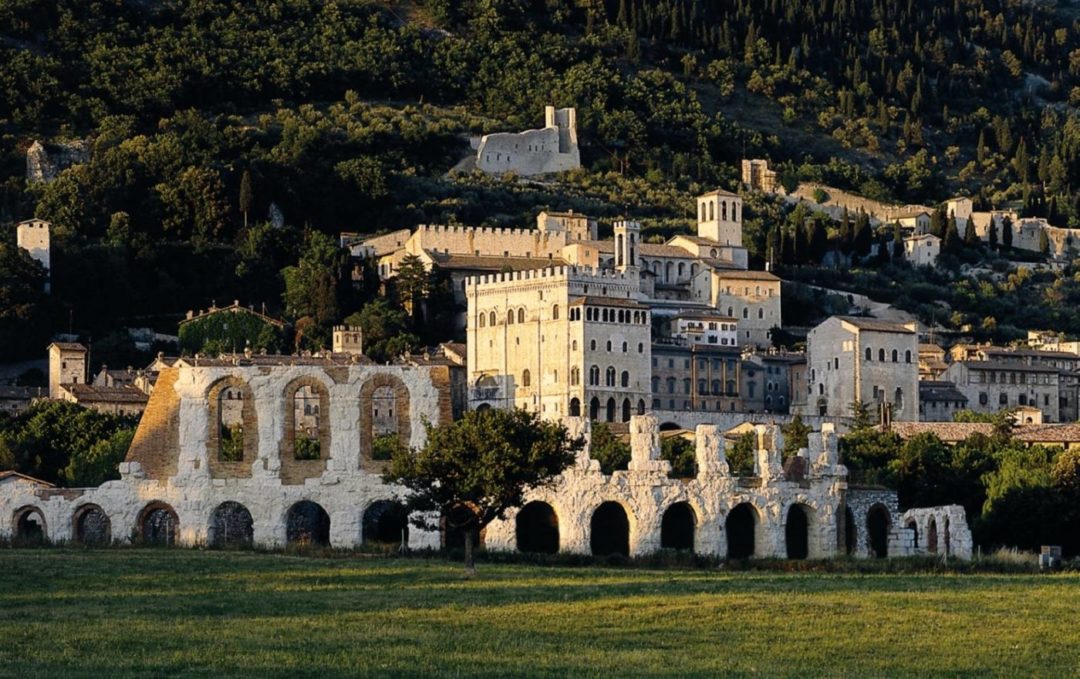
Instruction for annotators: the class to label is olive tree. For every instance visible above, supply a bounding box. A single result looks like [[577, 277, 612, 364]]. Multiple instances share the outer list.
[[384, 408, 583, 572]]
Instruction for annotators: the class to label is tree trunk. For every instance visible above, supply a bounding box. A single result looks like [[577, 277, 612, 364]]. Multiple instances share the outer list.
[[464, 527, 476, 575]]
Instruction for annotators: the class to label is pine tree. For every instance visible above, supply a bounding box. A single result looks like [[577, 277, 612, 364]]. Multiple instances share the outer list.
[[239, 169, 253, 229]]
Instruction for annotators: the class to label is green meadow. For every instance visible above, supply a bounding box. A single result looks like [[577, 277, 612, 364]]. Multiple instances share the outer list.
[[0, 550, 1076, 678]]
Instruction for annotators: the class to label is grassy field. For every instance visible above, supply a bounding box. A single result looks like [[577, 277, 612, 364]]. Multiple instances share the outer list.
[[0, 550, 1077, 678]]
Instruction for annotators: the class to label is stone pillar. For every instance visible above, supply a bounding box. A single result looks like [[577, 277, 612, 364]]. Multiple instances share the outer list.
[[695, 424, 729, 476], [753, 425, 783, 481]]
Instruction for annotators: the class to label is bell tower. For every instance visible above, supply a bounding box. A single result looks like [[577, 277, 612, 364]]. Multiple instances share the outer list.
[[614, 220, 640, 271], [696, 189, 743, 247]]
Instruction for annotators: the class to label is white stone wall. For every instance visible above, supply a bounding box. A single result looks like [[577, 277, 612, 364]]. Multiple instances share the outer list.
[[475, 107, 580, 176]]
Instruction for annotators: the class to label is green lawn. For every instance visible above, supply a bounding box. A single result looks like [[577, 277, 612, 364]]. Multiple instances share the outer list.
[[0, 550, 1077, 678]]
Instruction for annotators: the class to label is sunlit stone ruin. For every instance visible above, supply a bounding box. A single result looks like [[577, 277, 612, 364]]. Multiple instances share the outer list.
[[0, 356, 971, 560]]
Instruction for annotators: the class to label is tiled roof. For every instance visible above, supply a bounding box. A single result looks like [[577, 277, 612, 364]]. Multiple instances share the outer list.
[[918, 381, 968, 403], [0, 471, 54, 487], [836, 316, 916, 333], [62, 384, 149, 404], [888, 422, 1080, 444], [712, 270, 780, 281], [48, 342, 87, 352], [698, 188, 740, 198]]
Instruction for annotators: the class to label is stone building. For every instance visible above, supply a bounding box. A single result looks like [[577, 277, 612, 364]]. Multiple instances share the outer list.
[[805, 317, 920, 421], [465, 266, 652, 422], [903, 233, 940, 267], [48, 342, 86, 399], [16, 219, 50, 292], [650, 343, 742, 413], [942, 360, 1061, 422], [917, 381, 969, 422], [741, 351, 805, 415], [693, 270, 782, 347], [475, 106, 580, 176], [741, 159, 779, 193]]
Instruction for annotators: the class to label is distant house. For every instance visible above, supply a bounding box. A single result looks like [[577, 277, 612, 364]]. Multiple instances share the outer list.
[[178, 301, 286, 354], [903, 234, 941, 267], [917, 381, 968, 422]]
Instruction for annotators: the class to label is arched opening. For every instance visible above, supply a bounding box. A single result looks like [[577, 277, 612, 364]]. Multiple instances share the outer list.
[[362, 500, 409, 552], [590, 502, 630, 557], [659, 421, 682, 431], [13, 506, 47, 545], [293, 384, 322, 460], [441, 504, 484, 554], [589, 397, 600, 420], [660, 502, 695, 552], [139, 502, 179, 546], [360, 374, 410, 466], [516, 501, 559, 554], [621, 398, 631, 422], [73, 504, 110, 546], [905, 518, 919, 548], [866, 504, 890, 558], [637, 399, 646, 415], [569, 397, 581, 417], [843, 506, 856, 555], [206, 377, 257, 477], [943, 517, 951, 557], [725, 503, 757, 559], [286, 500, 331, 547], [218, 385, 246, 461], [605, 397, 616, 422], [208, 501, 254, 548], [785, 504, 810, 559], [927, 518, 938, 554]]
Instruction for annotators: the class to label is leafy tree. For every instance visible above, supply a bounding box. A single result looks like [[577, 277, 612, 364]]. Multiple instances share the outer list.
[[727, 431, 756, 476], [395, 254, 430, 319], [838, 428, 902, 486], [0, 241, 54, 361], [780, 414, 810, 461], [589, 422, 630, 474], [848, 400, 875, 430], [61, 428, 135, 487], [1039, 228, 1051, 255], [661, 434, 695, 478], [385, 408, 582, 572], [282, 229, 347, 347], [178, 308, 284, 355], [345, 299, 420, 363]]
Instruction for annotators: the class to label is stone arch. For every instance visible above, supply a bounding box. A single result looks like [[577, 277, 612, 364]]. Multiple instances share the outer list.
[[725, 502, 759, 559], [280, 375, 332, 484], [569, 397, 581, 417], [660, 501, 696, 552], [866, 503, 890, 558], [13, 505, 47, 545], [905, 518, 919, 548], [208, 501, 254, 548], [138, 502, 179, 546], [286, 500, 331, 547], [605, 397, 616, 422], [785, 503, 812, 560], [359, 373, 411, 471], [206, 376, 257, 479], [362, 500, 409, 551], [659, 422, 681, 431], [927, 517, 939, 554], [517, 308, 526, 323], [637, 399, 646, 415], [621, 398, 631, 422], [72, 504, 110, 546], [590, 501, 631, 557], [589, 397, 600, 420], [516, 501, 559, 554]]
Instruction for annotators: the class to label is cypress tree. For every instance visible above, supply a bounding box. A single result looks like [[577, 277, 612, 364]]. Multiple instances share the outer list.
[[892, 221, 904, 260], [963, 214, 978, 246], [944, 215, 961, 252], [854, 210, 871, 256], [1002, 216, 1013, 249]]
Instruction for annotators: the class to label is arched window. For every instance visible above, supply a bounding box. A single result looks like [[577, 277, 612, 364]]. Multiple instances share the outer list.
[[622, 341, 628, 353], [518, 308, 526, 323], [758, 308, 764, 319], [637, 399, 646, 415], [478, 313, 486, 328], [590, 340, 597, 351], [507, 310, 515, 325], [722, 201, 728, 220], [727, 306, 733, 316], [698, 379, 707, 395], [879, 348, 886, 362], [651, 376, 660, 392], [905, 350, 912, 363], [712, 379, 721, 395], [895, 387, 904, 409], [292, 384, 322, 460], [606, 367, 616, 387], [865, 347, 872, 361], [708, 201, 714, 221], [569, 398, 581, 417], [678, 262, 686, 277], [552, 305, 559, 320], [638, 342, 644, 353], [489, 311, 496, 327], [589, 365, 600, 386], [621, 371, 630, 388], [606, 340, 612, 352], [683, 378, 692, 394], [522, 369, 531, 387], [891, 349, 898, 363], [570, 367, 580, 385], [700, 203, 706, 221], [667, 377, 677, 393], [742, 308, 749, 319]]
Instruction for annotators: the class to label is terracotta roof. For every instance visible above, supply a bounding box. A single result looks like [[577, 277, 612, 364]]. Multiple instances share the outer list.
[[48, 342, 87, 352], [959, 360, 1060, 373], [0, 471, 54, 487], [698, 188, 740, 198], [62, 384, 148, 404], [919, 344, 945, 353], [984, 347, 1080, 360], [918, 381, 968, 403], [888, 422, 1080, 445], [427, 251, 565, 271], [669, 234, 720, 246], [836, 316, 916, 333], [712, 270, 780, 281], [639, 243, 695, 258]]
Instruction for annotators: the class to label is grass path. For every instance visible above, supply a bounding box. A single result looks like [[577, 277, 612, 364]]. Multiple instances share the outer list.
[[0, 550, 1077, 677]]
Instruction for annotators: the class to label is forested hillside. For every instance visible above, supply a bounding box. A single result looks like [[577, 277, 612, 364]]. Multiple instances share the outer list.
[[3, 0, 1080, 357]]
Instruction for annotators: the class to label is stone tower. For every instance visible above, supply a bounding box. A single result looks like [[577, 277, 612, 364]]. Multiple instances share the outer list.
[[332, 325, 363, 356], [16, 219, 50, 293], [696, 189, 743, 247], [48, 342, 87, 399], [614, 220, 640, 271]]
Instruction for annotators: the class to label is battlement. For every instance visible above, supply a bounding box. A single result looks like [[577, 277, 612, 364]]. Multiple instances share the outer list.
[[465, 265, 639, 290], [414, 223, 563, 243]]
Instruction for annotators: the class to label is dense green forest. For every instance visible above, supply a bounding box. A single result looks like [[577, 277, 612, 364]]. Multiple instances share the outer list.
[[3, 0, 1080, 358]]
